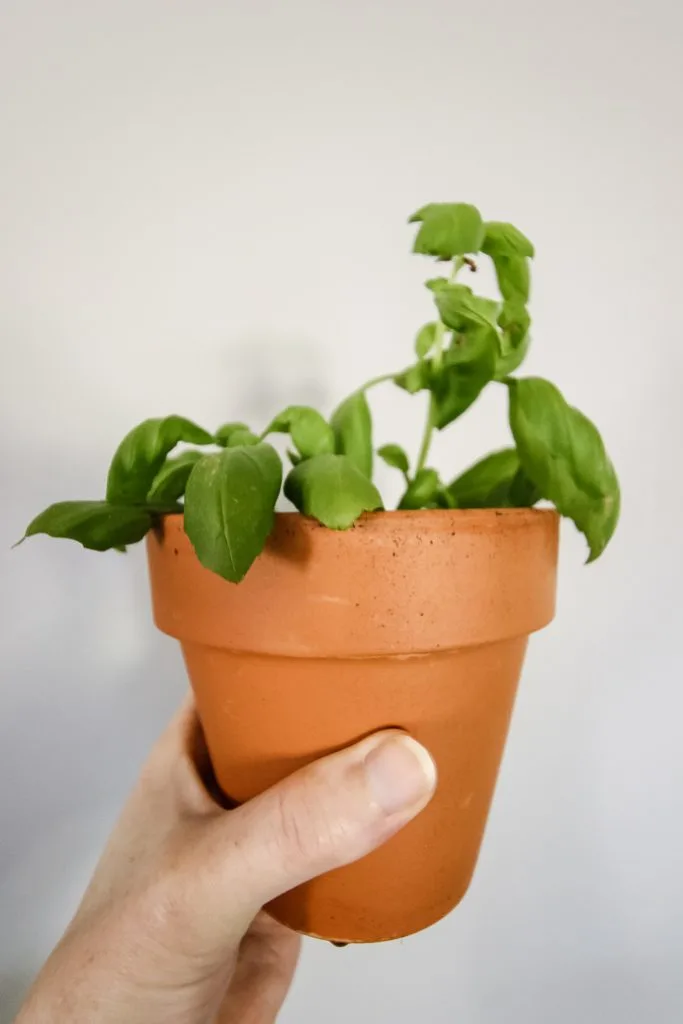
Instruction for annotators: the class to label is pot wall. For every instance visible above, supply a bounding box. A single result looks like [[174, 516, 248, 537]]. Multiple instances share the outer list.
[[147, 510, 559, 941]]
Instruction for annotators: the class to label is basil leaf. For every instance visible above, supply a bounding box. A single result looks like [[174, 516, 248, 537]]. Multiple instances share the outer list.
[[492, 254, 530, 304], [402, 285, 501, 428], [184, 443, 282, 582], [409, 203, 485, 259], [495, 301, 531, 379], [330, 391, 373, 478], [22, 501, 153, 551], [147, 450, 203, 504], [265, 406, 335, 459], [429, 330, 497, 429], [378, 444, 410, 476], [425, 277, 450, 293], [446, 448, 540, 508], [284, 453, 383, 529], [433, 283, 500, 339], [215, 422, 250, 446], [437, 488, 458, 509], [398, 291, 498, 429], [509, 466, 541, 507], [481, 221, 535, 259], [508, 377, 620, 560], [496, 336, 530, 379], [398, 468, 442, 510], [395, 362, 429, 394], [447, 448, 519, 507], [414, 322, 438, 359], [224, 428, 259, 447], [482, 222, 533, 306], [106, 416, 213, 504]]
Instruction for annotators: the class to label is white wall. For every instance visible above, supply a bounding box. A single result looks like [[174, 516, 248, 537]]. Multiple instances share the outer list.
[[1, 1, 681, 1021]]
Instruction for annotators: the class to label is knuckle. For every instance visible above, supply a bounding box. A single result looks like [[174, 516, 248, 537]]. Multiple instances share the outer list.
[[272, 783, 326, 867], [268, 763, 371, 872]]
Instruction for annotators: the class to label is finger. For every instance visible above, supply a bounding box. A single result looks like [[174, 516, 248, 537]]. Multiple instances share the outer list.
[[216, 913, 300, 1024], [194, 730, 437, 931]]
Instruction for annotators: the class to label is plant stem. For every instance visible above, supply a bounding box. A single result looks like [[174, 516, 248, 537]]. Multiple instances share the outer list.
[[360, 371, 400, 393], [415, 397, 436, 475], [414, 259, 461, 473]]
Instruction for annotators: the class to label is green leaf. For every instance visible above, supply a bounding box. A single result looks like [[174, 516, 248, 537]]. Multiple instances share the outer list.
[[482, 222, 533, 306], [481, 221, 535, 259], [498, 300, 530, 339], [409, 203, 485, 259], [492, 254, 530, 304], [507, 377, 620, 561], [433, 283, 500, 339], [425, 277, 450, 293], [447, 449, 519, 507], [330, 391, 373, 478], [398, 468, 442, 510], [398, 291, 498, 428], [184, 443, 283, 582], [395, 362, 429, 394], [495, 331, 531, 379], [429, 331, 498, 429], [215, 422, 250, 446], [224, 428, 259, 447], [415, 322, 438, 359], [378, 444, 410, 476], [495, 301, 531, 378], [21, 501, 153, 551], [106, 416, 214, 504], [509, 466, 541, 507], [284, 454, 383, 529], [412, 284, 502, 428], [147, 450, 203, 504], [437, 488, 458, 509], [264, 406, 335, 459], [446, 448, 540, 508]]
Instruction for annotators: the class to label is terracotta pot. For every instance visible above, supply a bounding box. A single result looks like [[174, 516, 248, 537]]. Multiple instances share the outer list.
[[147, 509, 558, 943]]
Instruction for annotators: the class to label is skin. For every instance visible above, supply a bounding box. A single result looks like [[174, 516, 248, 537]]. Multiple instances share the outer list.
[[15, 699, 436, 1024]]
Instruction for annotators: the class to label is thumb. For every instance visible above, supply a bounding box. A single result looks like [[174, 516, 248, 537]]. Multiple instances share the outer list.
[[195, 730, 437, 930]]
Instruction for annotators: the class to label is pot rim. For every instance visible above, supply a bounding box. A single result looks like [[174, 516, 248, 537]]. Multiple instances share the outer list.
[[159, 506, 558, 533], [148, 508, 559, 655]]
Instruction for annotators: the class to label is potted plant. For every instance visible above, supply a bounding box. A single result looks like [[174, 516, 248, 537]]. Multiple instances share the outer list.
[[20, 202, 620, 944]]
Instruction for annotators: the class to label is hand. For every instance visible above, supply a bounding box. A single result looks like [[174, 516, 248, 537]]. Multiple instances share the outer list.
[[16, 699, 436, 1023]]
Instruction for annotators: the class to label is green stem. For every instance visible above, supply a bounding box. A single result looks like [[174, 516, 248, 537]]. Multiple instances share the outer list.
[[431, 319, 447, 370], [414, 259, 461, 473], [360, 371, 401, 393], [415, 397, 436, 475]]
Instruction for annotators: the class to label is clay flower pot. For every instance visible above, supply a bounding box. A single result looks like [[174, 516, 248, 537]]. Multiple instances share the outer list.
[[147, 508, 559, 943]]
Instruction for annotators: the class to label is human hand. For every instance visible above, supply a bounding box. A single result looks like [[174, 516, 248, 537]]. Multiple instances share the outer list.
[[16, 700, 436, 1023]]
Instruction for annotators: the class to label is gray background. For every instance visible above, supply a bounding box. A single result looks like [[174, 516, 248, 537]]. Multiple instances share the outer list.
[[1, 1, 681, 1021]]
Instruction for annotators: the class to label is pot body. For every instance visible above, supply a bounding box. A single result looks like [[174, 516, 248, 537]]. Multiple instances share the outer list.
[[147, 509, 558, 942]]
